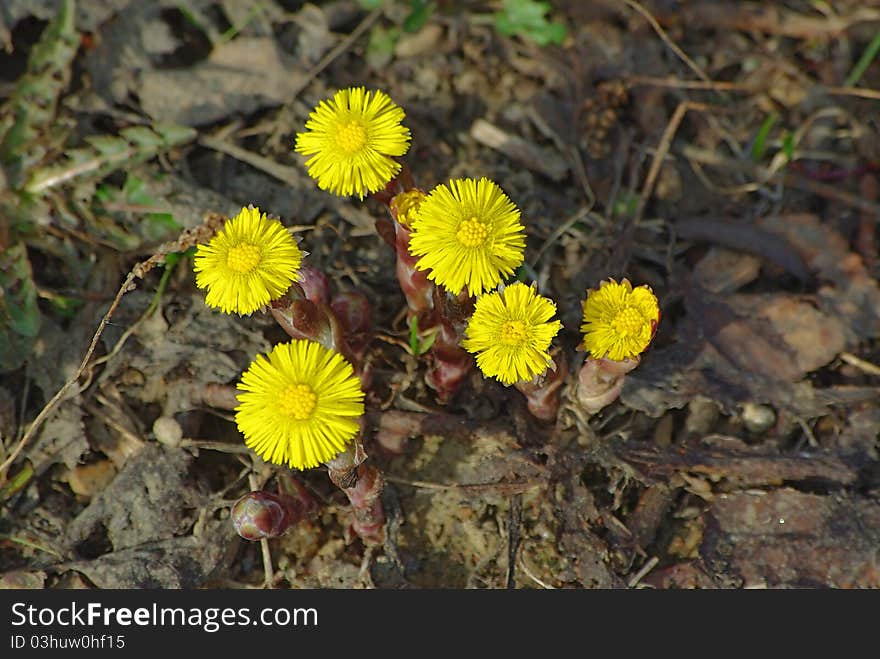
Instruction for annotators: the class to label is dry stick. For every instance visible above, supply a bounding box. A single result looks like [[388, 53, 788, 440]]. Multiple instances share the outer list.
[[627, 74, 880, 103], [681, 143, 880, 218], [619, 0, 713, 86], [0, 217, 226, 484], [267, 8, 382, 147], [0, 270, 137, 482], [634, 101, 716, 225]]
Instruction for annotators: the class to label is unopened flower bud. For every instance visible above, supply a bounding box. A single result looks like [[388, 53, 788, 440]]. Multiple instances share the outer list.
[[297, 267, 330, 305], [231, 490, 310, 541]]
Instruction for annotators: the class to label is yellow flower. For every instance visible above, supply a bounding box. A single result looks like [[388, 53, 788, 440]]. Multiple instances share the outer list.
[[580, 279, 660, 361], [194, 206, 302, 315], [294, 87, 411, 199], [408, 177, 526, 296], [390, 189, 426, 228], [236, 340, 365, 470], [462, 282, 562, 385]]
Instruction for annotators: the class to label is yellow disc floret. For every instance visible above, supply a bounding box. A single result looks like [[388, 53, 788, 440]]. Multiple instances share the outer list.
[[278, 383, 318, 420]]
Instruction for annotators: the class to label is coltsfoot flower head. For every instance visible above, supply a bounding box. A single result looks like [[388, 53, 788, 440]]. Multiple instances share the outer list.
[[236, 340, 365, 470], [294, 87, 411, 199], [580, 278, 660, 361], [408, 177, 526, 296], [462, 282, 562, 385], [390, 189, 426, 228], [194, 206, 302, 315]]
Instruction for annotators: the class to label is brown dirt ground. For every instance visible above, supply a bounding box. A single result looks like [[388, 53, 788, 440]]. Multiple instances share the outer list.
[[1, 0, 879, 589]]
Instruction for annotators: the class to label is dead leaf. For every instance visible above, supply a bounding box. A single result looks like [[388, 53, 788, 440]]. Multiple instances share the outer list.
[[0, 569, 46, 589], [692, 247, 762, 294], [727, 293, 846, 376], [27, 397, 88, 476], [63, 459, 117, 499], [65, 444, 196, 552], [759, 213, 880, 342], [62, 516, 236, 588], [702, 489, 880, 587], [622, 280, 848, 418], [139, 37, 306, 125]]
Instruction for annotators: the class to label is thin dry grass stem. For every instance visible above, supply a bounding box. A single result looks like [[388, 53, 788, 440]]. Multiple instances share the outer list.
[[634, 101, 717, 225], [0, 215, 226, 485], [0, 271, 135, 482], [266, 8, 382, 149], [619, 0, 713, 86], [531, 205, 592, 268], [840, 352, 880, 376], [682, 144, 880, 217], [628, 74, 880, 103], [518, 550, 555, 589]]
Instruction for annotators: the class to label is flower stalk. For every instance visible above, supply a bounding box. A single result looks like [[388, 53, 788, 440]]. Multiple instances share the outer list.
[[575, 356, 640, 415], [325, 439, 386, 546]]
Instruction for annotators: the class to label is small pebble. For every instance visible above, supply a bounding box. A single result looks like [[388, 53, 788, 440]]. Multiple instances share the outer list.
[[153, 416, 183, 447], [741, 402, 776, 434]]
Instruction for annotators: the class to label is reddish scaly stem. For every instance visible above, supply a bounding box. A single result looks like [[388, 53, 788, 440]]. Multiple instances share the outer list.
[[513, 350, 568, 422], [325, 439, 385, 546]]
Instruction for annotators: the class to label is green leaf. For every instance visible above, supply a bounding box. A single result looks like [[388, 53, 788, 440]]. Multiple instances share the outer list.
[[750, 113, 778, 163], [494, 0, 567, 46], [0, 242, 42, 371], [408, 316, 437, 355], [366, 24, 400, 70], [781, 132, 795, 162], [403, 0, 432, 33]]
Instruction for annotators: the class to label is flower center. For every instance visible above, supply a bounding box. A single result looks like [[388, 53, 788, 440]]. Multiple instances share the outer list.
[[500, 319, 528, 346], [456, 217, 490, 247], [226, 243, 262, 274], [336, 120, 367, 153], [612, 307, 645, 337], [278, 383, 317, 420]]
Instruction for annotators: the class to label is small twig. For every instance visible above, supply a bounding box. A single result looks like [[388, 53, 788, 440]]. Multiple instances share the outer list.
[[682, 143, 880, 218], [178, 439, 254, 455], [0, 270, 136, 482], [506, 494, 522, 589], [840, 352, 880, 376], [635, 101, 716, 225], [626, 74, 880, 104], [384, 474, 544, 495], [627, 556, 659, 588], [619, 0, 712, 85], [199, 134, 303, 186]]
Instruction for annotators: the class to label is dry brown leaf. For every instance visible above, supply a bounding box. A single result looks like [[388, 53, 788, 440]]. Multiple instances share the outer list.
[[702, 489, 880, 588], [759, 213, 880, 342], [139, 37, 307, 125]]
